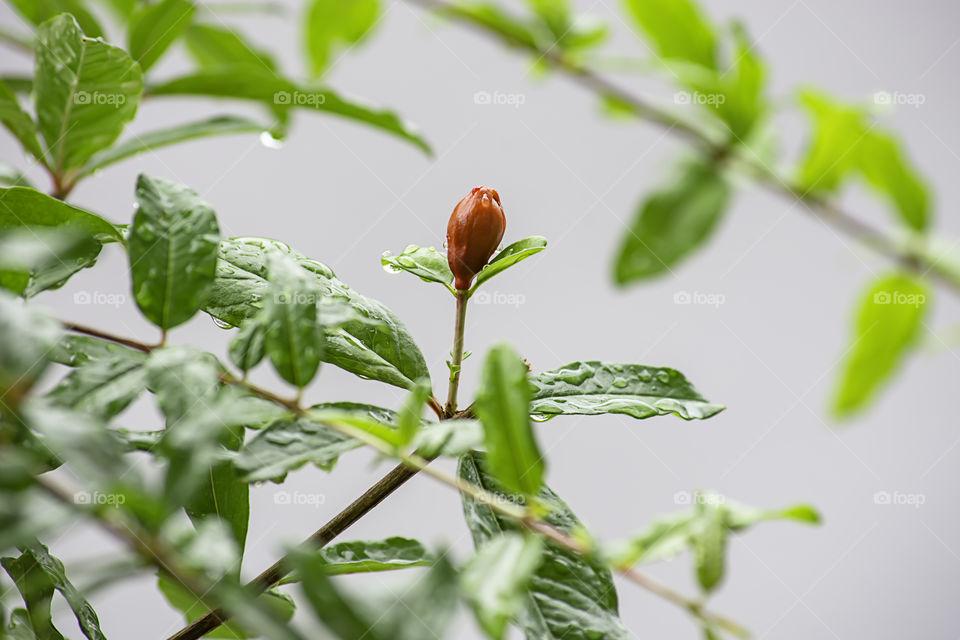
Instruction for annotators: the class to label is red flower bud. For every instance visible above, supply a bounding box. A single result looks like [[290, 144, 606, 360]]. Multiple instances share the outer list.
[[446, 186, 506, 291]]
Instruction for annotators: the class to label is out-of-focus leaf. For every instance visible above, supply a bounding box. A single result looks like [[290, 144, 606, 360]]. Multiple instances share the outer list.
[[471, 235, 547, 292], [396, 378, 430, 448], [0, 78, 43, 161], [0, 292, 62, 404], [205, 237, 430, 389], [459, 451, 629, 640], [832, 273, 928, 416], [530, 361, 724, 420], [236, 402, 395, 482], [261, 252, 323, 388], [412, 418, 483, 458], [613, 158, 729, 283], [149, 67, 431, 154], [184, 23, 277, 70], [797, 91, 930, 231], [621, 0, 717, 69], [318, 537, 433, 575], [382, 244, 455, 293], [0, 228, 102, 298], [304, 0, 380, 76], [0, 161, 33, 187], [693, 500, 726, 592], [34, 15, 142, 173], [128, 0, 196, 71], [129, 174, 221, 330], [49, 335, 140, 367], [158, 574, 295, 640], [1, 540, 106, 640], [0, 187, 122, 242], [79, 116, 266, 179], [228, 317, 266, 373], [460, 532, 544, 639], [475, 344, 544, 497], [45, 348, 147, 420], [6, 0, 104, 37]]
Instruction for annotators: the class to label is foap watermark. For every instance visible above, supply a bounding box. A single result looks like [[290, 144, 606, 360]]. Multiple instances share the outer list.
[[74, 490, 126, 506], [274, 490, 326, 508], [274, 90, 326, 107], [74, 90, 127, 107], [674, 91, 726, 107], [472, 290, 525, 308], [873, 289, 925, 308], [273, 291, 321, 305], [873, 490, 925, 509], [673, 290, 725, 308], [73, 291, 126, 308], [473, 90, 526, 108], [873, 90, 926, 109], [674, 491, 726, 506]]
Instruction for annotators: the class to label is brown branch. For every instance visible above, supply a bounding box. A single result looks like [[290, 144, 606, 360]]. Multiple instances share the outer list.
[[61, 321, 157, 353]]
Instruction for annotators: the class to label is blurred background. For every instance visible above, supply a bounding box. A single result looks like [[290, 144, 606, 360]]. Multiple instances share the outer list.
[[2, 0, 959, 637]]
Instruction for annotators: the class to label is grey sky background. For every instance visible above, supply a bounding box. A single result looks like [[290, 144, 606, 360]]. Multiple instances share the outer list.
[[2, 0, 959, 638]]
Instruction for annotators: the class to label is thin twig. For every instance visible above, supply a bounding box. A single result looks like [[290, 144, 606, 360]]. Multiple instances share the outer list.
[[61, 321, 157, 353]]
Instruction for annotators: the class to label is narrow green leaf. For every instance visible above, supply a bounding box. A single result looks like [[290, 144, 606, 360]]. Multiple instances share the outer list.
[[475, 343, 544, 497], [49, 335, 140, 367], [460, 532, 544, 639], [158, 573, 294, 640], [304, 0, 380, 76], [693, 501, 726, 592], [0, 228, 102, 298], [318, 537, 433, 575], [724, 500, 821, 530], [470, 235, 547, 292], [184, 450, 249, 557], [129, 174, 221, 330], [262, 252, 323, 388], [530, 361, 723, 420], [606, 510, 697, 568], [613, 158, 730, 284], [372, 555, 457, 640], [2, 548, 65, 640], [0, 78, 43, 161], [148, 67, 431, 154], [396, 378, 431, 448], [45, 348, 147, 420], [381, 244, 455, 293], [128, 0, 195, 71], [0, 186, 122, 242], [79, 115, 266, 179], [621, 0, 717, 69], [228, 317, 266, 373], [6, 0, 105, 37], [0, 292, 62, 402], [34, 15, 142, 173], [3, 540, 107, 640], [412, 418, 483, 458], [237, 402, 395, 482], [184, 23, 277, 70], [833, 273, 928, 416], [205, 237, 430, 390], [459, 451, 630, 640]]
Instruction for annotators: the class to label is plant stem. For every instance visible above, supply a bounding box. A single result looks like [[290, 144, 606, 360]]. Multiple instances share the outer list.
[[61, 321, 157, 353], [403, 0, 960, 297], [444, 290, 469, 416]]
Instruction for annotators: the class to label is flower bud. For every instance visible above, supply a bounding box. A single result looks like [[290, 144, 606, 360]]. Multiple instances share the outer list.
[[446, 186, 506, 290]]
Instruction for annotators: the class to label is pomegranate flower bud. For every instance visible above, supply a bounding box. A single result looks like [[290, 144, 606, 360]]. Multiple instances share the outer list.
[[446, 186, 506, 291]]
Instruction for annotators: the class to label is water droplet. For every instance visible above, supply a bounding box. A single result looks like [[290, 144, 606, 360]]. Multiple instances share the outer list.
[[656, 371, 670, 384], [211, 317, 233, 330], [638, 369, 652, 382], [259, 131, 284, 149], [612, 377, 628, 388]]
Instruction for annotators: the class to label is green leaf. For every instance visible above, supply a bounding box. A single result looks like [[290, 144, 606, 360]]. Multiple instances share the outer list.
[[236, 402, 394, 482], [304, 0, 380, 77], [443, 2, 541, 50], [34, 15, 142, 173], [412, 418, 484, 458], [0, 186, 122, 242], [832, 273, 928, 416], [693, 500, 726, 592], [146, 346, 220, 425], [158, 573, 295, 640], [459, 451, 629, 640], [45, 347, 147, 420], [381, 244, 454, 293], [129, 174, 221, 330], [148, 67, 430, 154], [470, 235, 547, 292], [184, 445, 249, 556], [184, 23, 277, 70], [2, 540, 107, 640], [797, 91, 930, 231], [0, 228, 102, 298], [228, 317, 266, 373], [606, 510, 697, 568], [613, 158, 730, 283], [621, 0, 717, 69], [205, 237, 430, 389], [460, 532, 544, 639], [318, 537, 433, 575], [261, 252, 323, 388], [6, 0, 105, 37], [79, 115, 266, 179], [0, 78, 43, 161], [475, 343, 544, 497], [0, 292, 62, 403], [2, 548, 64, 640], [0, 161, 33, 187], [49, 334, 140, 367], [724, 500, 821, 530], [396, 378, 431, 448], [530, 361, 724, 420], [128, 0, 195, 71]]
